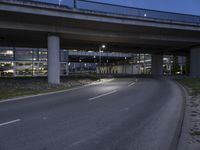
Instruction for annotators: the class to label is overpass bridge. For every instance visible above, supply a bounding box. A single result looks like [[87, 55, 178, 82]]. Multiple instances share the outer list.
[[0, 0, 200, 83]]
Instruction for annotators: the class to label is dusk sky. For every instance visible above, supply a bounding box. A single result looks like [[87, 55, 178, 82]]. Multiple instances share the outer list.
[[90, 0, 200, 16]]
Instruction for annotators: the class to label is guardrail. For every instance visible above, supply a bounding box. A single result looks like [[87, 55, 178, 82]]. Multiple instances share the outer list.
[[26, 0, 200, 24]]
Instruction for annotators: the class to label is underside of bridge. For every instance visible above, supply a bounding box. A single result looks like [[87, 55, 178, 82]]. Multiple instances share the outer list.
[[0, 28, 194, 55]]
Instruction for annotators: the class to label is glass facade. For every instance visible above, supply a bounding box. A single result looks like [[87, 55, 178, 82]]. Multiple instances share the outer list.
[[0, 48, 52, 77], [132, 54, 152, 74], [0, 47, 131, 77], [0, 47, 187, 77], [15, 49, 38, 61]]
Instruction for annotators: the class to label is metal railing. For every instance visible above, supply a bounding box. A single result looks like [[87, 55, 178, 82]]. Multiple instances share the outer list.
[[24, 0, 200, 24], [29, 0, 74, 7], [68, 51, 132, 58]]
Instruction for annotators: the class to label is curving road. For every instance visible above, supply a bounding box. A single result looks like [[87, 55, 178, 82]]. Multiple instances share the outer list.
[[0, 78, 184, 150]]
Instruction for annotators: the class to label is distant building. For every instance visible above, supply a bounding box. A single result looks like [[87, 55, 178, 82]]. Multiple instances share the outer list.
[[0, 47, 186, 77]]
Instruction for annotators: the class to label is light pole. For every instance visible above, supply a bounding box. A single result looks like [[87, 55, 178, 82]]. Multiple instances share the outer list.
[[99, 44, 106, 75], [94, 55, 96, 73]]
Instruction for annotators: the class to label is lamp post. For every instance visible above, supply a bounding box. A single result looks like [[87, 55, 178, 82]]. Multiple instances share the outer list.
[[94, 55, 96, 73], [124, 57, 127, 74], [99, 44, 106, 75]]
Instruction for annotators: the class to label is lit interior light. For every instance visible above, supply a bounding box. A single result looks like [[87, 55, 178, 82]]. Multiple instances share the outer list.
[[5, 69, 14, 73], [6, 50, 13, 55]]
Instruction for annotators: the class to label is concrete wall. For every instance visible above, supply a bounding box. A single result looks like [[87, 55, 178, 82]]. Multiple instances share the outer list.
[[97, 64, 141, 75]]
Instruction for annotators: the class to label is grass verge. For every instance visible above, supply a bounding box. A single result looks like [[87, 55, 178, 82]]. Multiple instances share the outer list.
[[176, 77, 200, 95], [0, 75, 99, 100]]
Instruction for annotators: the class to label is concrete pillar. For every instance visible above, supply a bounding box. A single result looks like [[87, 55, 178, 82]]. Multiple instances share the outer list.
[[151, 54, 163, 75], [190, 47, 200, 77], [48, 34, 60, 84]]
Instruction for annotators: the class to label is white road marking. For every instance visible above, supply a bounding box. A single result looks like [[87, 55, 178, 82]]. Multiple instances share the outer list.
[[128, 82, 135, 87], [0, 119, 21, 127], [128, 78, 138, 87], [88, 90, 117, 101]]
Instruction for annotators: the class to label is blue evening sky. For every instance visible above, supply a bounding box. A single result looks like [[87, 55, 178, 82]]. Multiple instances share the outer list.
[[89, 0, 200, 16]]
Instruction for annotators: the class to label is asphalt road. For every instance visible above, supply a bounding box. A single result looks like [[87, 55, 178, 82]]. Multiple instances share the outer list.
[[0, 78, 184, 150]]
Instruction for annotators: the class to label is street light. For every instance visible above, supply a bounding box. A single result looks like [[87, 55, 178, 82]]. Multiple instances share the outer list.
[[93, 56, 96, 73], [99, 44, 106, 75], [101, 44, 106, 49], [124, 57, 127, 73]]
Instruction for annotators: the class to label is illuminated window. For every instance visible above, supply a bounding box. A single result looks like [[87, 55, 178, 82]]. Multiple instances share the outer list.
[[15, 49, 37, 61], [0, 50, 14, 60]]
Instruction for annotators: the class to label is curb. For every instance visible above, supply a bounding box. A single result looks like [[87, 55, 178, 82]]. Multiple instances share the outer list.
[[174, 81, 190, 150]]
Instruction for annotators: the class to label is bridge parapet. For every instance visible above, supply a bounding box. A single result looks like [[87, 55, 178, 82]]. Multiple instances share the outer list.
[[20, 0, 200, 24]]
